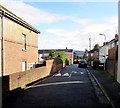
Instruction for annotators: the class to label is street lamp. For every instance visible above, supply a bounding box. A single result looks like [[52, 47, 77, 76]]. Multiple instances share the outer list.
[[99, 33, 106, 70], [99, 33, 106, 43]]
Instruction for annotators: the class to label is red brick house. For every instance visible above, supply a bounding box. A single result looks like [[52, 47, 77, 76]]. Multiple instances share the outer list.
[[0, 5, 40, 76]]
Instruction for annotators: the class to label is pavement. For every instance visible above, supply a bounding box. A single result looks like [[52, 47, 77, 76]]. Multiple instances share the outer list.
[[2, 64, 114, 108], [88, 66, 120, 108]]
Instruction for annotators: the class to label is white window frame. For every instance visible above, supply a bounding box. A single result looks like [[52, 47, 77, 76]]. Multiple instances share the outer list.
[[22, 34, 26, 51], [28, 62, 35, 70], [22, 61, 26, 72]]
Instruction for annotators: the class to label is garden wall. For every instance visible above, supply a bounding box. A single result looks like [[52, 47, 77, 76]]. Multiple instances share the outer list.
[[3, 59, 63, 96]]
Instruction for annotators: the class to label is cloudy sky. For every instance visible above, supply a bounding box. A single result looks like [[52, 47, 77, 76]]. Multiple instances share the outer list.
[[1, 0, 118, 51]]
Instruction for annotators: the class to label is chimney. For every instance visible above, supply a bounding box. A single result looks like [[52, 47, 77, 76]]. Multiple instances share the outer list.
[[115, 34, 118, 39]]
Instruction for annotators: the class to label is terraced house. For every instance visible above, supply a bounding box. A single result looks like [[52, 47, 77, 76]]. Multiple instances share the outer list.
[[0, 5, 40, 76]]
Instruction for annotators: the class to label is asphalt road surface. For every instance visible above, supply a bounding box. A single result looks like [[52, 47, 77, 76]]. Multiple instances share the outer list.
[[3, 64, 112, 108]]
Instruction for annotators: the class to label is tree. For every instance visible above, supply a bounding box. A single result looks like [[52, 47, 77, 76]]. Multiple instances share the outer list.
[[85, 49, 88, 53], [46, 50, 66, 64], [49, 50, 58, 58], [93, 44, 99, 50]]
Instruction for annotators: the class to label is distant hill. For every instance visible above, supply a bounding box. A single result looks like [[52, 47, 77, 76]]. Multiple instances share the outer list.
[[74, 50, 84, 56]]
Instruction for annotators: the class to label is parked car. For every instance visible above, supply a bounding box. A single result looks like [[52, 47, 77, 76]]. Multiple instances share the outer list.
[[73, 59, 79, 64], [78, 60, 87, 68], [98, 63, 104, 70]]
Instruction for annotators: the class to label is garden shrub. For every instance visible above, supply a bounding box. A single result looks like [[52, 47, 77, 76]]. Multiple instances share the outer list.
[[46, 50, 66, 64], [93, 59, 100, 69]]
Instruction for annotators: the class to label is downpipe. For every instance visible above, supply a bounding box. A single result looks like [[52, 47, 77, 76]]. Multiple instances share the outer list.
[[1, 10, 4, 77]]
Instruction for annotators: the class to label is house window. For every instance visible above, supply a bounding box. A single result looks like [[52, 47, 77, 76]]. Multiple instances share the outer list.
[[22, 34, 26, 51], [91, 53, 93, 57], [112, 43, 115, 48], [22, 61, 26, 72], [28, 63, 35, 70]]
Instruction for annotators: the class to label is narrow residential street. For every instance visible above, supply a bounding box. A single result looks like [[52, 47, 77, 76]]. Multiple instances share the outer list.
[[3, 64, 112, 108]]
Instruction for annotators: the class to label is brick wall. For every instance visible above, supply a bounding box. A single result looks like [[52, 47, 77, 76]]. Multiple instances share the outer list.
[[3, 59, 63, 92], [108, 46, 118, 60], [4, 39, 38, 75], [106, 46, 118, 79], [106, 59, 118, 79], [3, 16, 38, 75]]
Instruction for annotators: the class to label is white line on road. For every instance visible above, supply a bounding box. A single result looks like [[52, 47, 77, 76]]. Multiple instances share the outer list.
[[55, 73, 62, 76], [69, 71, 77, 77], [80, 72, 84, 74]]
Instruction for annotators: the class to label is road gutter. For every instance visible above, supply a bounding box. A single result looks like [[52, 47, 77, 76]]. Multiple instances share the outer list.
[[87, 69, 115, 108]]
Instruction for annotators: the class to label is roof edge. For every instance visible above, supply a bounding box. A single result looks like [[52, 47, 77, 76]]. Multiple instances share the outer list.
[[0, 5, 40, 34]]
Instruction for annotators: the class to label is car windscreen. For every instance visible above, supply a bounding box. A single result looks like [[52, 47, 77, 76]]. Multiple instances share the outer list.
[[80, 60, 87, 63]]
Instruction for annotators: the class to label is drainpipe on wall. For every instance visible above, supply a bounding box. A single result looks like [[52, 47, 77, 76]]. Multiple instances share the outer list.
[[0, 8, 4, 108], [1, 10, 4, 77], [117, 0, 120, 83]]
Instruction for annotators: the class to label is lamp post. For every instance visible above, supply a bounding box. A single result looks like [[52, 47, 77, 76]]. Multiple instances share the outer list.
[[89, 38, 92, 66], [99, 33, 106, 45], [99, 33, 106, 70]]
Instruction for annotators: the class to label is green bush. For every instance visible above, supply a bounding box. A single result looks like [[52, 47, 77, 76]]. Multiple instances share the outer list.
[[57, 51, 66, 63], [46, 56, 51, 60], [46, 50, 66, 64], [55, 57, 63, 64], [88, 57, 94, 61], [93, 59, 100, 69]]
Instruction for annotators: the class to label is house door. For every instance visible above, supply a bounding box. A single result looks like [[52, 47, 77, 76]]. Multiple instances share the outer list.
[[22, 61, 26, 71]]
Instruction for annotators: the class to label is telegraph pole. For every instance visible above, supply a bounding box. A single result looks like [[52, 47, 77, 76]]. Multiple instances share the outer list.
[[89, 38, 92, 66], [89, 38, 91, 51]]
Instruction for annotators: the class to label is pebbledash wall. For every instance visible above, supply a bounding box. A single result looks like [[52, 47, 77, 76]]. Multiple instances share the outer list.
[[0, 5, 40, 76]]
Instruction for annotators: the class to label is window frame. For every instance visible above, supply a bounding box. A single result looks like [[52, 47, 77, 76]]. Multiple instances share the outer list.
[[22, 34, 26, 51], [22, 61, 26, 72]]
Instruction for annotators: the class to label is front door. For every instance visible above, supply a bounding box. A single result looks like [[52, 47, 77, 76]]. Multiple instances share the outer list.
[[22, 61, 26, 71]]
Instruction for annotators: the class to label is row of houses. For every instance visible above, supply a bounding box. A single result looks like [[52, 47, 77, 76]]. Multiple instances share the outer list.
[[84, 34, 119, 80]]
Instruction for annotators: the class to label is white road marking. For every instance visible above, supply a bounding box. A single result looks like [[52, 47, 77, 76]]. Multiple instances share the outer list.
[[69, 71, 78, 77], [80, 72, 84, 74], [62, 73, 69, 76], [55, 73, 62, 76], [72, 71, 77, 73]]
